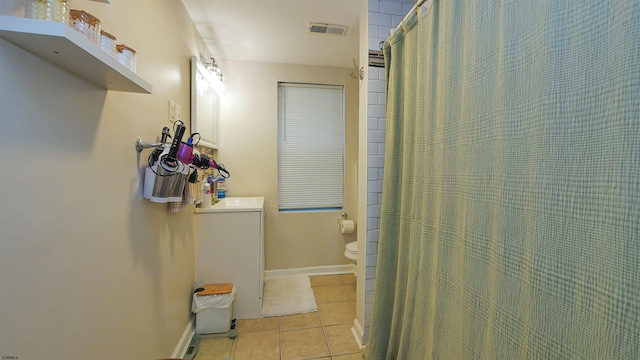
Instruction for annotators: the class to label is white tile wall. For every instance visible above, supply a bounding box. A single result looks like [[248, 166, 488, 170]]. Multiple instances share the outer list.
[[364, 1, 411, 343], [379, 1, 403, 15]]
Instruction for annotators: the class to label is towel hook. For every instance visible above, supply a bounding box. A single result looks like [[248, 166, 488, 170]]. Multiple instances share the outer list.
[[350, 59, 364, 80]]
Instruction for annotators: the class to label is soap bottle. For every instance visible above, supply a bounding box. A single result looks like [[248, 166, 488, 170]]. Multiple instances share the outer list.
[[201, 182, 212, 208]]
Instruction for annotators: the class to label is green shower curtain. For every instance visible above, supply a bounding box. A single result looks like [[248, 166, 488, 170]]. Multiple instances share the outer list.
[[365, 1, 639, 359]]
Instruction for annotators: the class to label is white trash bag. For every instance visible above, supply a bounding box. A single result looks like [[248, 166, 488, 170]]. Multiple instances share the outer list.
[[191, 286, 236, 313]]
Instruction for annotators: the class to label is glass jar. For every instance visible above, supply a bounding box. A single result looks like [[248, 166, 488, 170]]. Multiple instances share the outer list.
[[26, 0, 69, 23], [84, 11, 102, 45], [100, 30, 117, 58], [25, 0, 47, 20], [70, 10, 102, 45], [48, 0, 70, 24], [70, 10, 87, 35], [116, 44, 137, 73]]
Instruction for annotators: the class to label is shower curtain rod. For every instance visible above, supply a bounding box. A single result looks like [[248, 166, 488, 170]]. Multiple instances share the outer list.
[[396, 0, 427, 30], [383, 0, 430, 49]]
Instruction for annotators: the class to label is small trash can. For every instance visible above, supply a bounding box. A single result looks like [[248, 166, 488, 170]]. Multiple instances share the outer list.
[[192, 284, 236, 334]]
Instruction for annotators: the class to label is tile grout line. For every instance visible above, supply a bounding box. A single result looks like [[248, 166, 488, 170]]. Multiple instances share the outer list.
[[278, 316, 282, 360], [321, 323, 332, 358]]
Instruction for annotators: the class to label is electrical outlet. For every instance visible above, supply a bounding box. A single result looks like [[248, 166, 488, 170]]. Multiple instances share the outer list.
[[169, 100, 176, 122], [176, 103, 182, 121]]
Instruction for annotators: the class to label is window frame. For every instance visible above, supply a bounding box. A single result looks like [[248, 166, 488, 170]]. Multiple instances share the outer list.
[[277, 82, 345, 212]]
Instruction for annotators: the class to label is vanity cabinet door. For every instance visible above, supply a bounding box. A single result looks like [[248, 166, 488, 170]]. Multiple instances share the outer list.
[[195, 211, 263, 319]]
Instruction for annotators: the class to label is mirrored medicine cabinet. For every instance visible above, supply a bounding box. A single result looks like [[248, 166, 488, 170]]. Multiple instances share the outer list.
[[191, 56, 222, 149]]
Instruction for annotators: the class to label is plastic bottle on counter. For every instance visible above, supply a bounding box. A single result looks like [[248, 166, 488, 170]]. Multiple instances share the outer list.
[[216, 178, 227, 199], [201, 182, 212, 208]]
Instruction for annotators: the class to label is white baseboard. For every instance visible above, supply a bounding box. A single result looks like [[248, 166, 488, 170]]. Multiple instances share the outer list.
[[172, 317, 195, 358], [265, 264, 356, 278], [352, 318, 364, 350]]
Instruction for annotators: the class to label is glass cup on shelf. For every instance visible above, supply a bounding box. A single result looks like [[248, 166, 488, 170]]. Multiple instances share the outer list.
[[26, 0, 70, 24], [116, 44, 137, 73], [100, 30, 117, 58], [48, 0, 70, 23], [25, 0, 47, 20], [84, 11, 101, 45], [70, 9, 102, 45]]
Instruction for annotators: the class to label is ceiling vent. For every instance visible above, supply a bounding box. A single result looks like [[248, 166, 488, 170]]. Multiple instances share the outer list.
[[308, 22, 349, 36]]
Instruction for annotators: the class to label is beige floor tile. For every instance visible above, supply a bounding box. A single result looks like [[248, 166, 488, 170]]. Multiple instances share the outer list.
[[280, 312, 321, 331], [324, 324, 361, 356], [338, 273, 357, 285], [310, 275, 341, 287], [313, 285, 349, 304], [343, 283, 357, 302], [194, 335, 234, 359], [318, 302, 356, 326], [233, 331, 279, 360], [333, 352, 364, 359], [237, 317, 279, 334], [280, 327, 330, 360]]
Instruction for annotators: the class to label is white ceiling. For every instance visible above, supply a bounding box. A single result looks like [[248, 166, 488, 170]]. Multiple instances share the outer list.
[[180, 0, 364, 69]]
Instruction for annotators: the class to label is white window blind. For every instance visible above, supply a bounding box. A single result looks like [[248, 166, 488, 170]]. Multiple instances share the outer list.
[[277, 83, 344, 211]]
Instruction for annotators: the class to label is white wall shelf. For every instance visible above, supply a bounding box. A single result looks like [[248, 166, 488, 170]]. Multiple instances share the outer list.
[[0, 15, 151, 93]]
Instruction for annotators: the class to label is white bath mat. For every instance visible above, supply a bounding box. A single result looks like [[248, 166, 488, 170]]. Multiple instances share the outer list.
[[261, 275, 317, 317]]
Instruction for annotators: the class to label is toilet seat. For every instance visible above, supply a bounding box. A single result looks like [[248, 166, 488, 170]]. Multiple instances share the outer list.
[[344, 241, 358, 261]]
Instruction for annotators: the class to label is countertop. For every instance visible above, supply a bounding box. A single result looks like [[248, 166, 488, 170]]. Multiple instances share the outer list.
[[194, 196, 265, 213]]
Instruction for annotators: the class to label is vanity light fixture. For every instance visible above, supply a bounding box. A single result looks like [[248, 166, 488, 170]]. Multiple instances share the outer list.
[[199, 56, 225, 93]]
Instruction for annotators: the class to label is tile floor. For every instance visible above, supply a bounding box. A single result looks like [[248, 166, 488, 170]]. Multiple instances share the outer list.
[[194, 273, 362, 360]]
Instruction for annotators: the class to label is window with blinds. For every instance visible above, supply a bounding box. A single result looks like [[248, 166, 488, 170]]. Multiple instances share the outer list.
[[277, 83, 344, 211]]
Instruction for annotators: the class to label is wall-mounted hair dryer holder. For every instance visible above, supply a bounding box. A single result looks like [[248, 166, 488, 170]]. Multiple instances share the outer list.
[[136, 122, 230, 204], [135, 138, 164, 152], [136, 122, 190, 203]]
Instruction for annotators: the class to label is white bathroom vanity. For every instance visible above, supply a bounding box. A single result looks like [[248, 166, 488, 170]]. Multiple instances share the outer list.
[[194, 197, 265, 319]]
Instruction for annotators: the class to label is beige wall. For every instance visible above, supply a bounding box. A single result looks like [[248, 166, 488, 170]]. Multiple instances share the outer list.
[[215, 59, 359, 270], [0, 1, 208, 358]]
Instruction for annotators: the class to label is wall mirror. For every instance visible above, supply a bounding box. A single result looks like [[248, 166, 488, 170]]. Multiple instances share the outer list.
[[191, 56, 222, 149]]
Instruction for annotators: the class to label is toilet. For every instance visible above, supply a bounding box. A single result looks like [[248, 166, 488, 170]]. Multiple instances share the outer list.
[[344, 241, 358, 262]]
